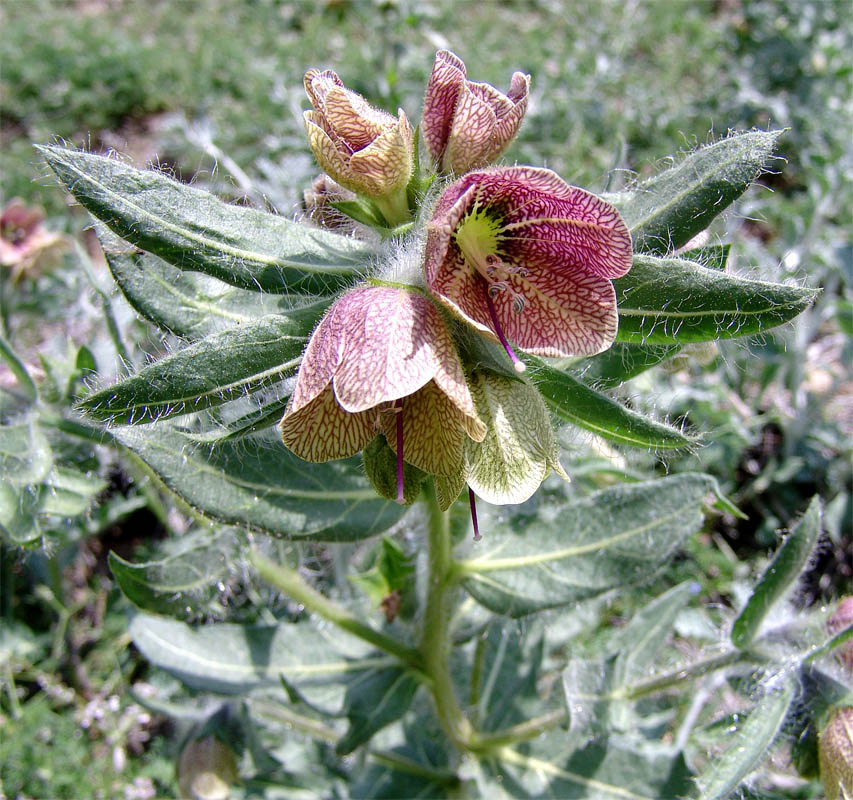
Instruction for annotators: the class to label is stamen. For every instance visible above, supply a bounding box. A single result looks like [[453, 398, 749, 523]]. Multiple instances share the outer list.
[[468, 487, 481, 541], [484, 284, 526, 373], [395, 398, 404, 504]]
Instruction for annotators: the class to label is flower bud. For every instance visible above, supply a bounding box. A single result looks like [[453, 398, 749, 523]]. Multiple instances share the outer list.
[[422, 50, 530, 175], [303, 69, 413, 224], [177, 735, 238, 800], [819, 707, 853, 800]]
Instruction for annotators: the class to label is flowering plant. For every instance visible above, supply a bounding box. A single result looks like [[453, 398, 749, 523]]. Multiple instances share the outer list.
[[18, 48, 846, 799]]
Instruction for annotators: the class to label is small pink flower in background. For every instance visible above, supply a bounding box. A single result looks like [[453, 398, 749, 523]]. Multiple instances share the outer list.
[[0, 198, 67, 283], [425, 166, 633, 368], [281, 286, 485, 499], [422, 50, 530, 175], [303, 69, 413, 223]]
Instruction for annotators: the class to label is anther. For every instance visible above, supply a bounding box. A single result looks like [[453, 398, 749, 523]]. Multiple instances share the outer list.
[[468, 487, 481, 541]]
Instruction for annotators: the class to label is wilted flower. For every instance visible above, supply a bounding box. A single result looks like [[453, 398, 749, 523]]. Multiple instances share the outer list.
[[302, 173, 357, 232], [281, 286, 485, 501], [303, 69, 414, 225], [425, 166, 633, 369], [422, 50, 530, 175], [0, 198, 67, 283]]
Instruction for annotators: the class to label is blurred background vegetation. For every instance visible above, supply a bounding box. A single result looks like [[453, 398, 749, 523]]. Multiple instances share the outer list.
[[1, 0, 850, 797]]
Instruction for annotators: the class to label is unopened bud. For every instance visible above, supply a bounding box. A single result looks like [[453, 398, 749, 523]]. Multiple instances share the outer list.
[[177, 735, 238, 800], [303, 69, 413, 224], [819, 707, 853, 800]]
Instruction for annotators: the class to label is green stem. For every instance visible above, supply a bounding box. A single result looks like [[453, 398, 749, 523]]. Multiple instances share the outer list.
[[251, 550, 422, 671], [419, 480, 474, 749], [470, 710, 568, 751], [74, 241, 132, 365], [373, 187, 412, 229], [249, 699, 340, 743], [0, 333, 37, 403], [616, 649, 750, 701], [369, 750, 459, 786], [3, 661, 23, 720]]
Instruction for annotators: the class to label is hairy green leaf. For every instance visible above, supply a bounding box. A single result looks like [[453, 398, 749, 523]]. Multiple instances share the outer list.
[[114, 426, 407, 541], [0, 484, 40, 545], [108, 531, 234, 619], [0, 421, 53, 487], [349, 711, 456, 798], [609, 582, 693, 730], [79, 314, 316, 424], [562, 657, 615, 745], [697, 679, 796, 800], [335, 667, 421, 755], [491, 733, 694, 799], [731, 496, 822, 649], [184, 395, 293, 444], [98, 226, 331, 339], [0, 467, 105, 545], [611, 130, 782, 254], [525, 356, 693, 449], [38, 144, 372, 295], [129, 613, 388, 703], [472, 620, 548, 734], [615, 255, 818, 344], [614, 582, 693, 689], [456, 474, 716, 617], [570, 343, 683, 390], [679, 243, 731, 270]]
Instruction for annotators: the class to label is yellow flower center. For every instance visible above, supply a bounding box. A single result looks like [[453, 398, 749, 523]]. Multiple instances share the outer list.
[[453, 208, 501, 282], [454, 208, 527, 314]]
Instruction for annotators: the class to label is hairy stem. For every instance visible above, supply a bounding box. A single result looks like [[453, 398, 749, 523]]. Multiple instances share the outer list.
[[420, 480, 474, 749], [251, 550, 423, 671], [374, 186, 413, 229], [471, 710, 569, 750], [616, 649, 751, 700]]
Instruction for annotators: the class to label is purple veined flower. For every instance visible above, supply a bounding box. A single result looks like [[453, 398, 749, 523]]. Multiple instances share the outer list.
[[303, 69, 414, 225], [280, 286, 486, 502], [422, 50, 530, 175], [425, 166, 633, 370]]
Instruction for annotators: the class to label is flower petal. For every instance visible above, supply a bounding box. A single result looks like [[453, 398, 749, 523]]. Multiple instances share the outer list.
[[380, 381, 468, 476], [304, 69, 345, 108], [303, 112, 352, 187], [331, 287, 446, 412], [444, 85, 499, 174], [425, 167, 633, 357], [422, 49, 467, 164], [323, 86, 398, 150], [287, 298, 346, 414], [281, 387, 374, 462], [464, 371, 559, 505], [347, 111, 413, 195]]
